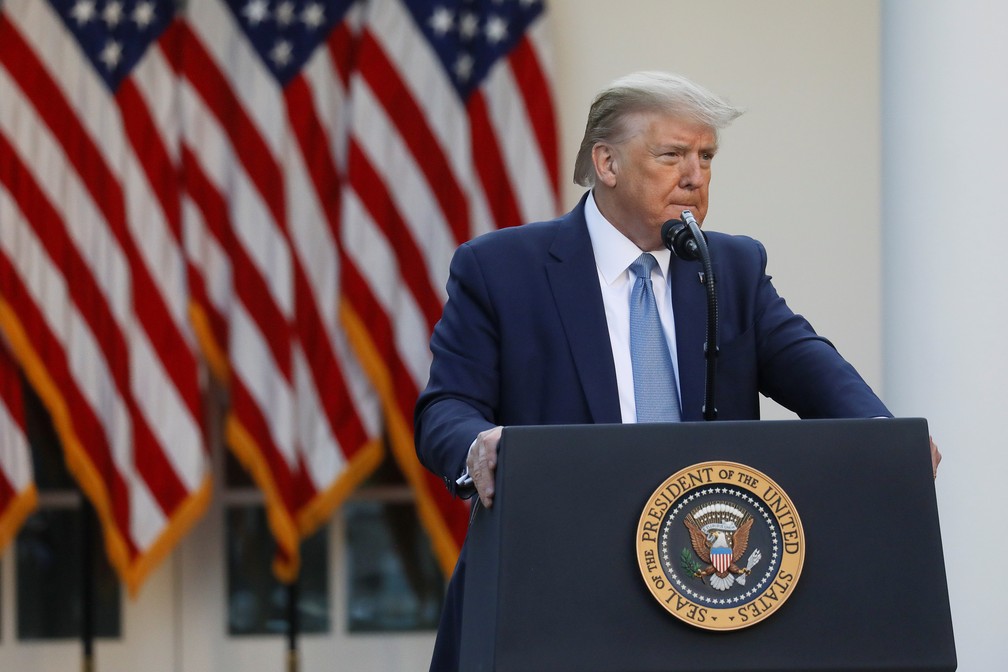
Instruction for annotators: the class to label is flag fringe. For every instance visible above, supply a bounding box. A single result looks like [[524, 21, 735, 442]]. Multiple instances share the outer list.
[[197, 291, 386, 581], [225, 415, 303, 583], [189, 301, 231, 385], [0, 482, 37, 553], [0, 296, 211, 595], [295, 436, 383, 538], [340, 300, 461, 577]]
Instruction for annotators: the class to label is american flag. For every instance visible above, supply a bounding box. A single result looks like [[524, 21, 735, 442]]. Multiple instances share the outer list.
[[0, 339, 36, 553], [0, 0, 210, 592], [179, 0, 384, 581], [0, 0, 558, 586], [342, 0, 559, 572]]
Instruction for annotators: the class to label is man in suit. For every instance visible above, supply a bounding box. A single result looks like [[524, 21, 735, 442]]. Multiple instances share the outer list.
[[414, 71, 938, 671]]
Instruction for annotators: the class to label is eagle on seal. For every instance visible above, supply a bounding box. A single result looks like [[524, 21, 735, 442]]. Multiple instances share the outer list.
[[685, 513, 756, 591]]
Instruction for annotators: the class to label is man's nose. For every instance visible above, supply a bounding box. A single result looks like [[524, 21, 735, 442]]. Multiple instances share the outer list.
[[679, 154, 702, 187]]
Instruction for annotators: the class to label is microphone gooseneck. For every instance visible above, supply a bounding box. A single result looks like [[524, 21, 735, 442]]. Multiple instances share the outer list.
[[661, 210, 719, 421]]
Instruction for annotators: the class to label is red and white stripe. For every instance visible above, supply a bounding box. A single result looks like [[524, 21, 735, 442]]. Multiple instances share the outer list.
[[0, 0, 208, 592], [180, 0, 382, 580], [712, 548, 732, 575], [342, 0, 560, 572]]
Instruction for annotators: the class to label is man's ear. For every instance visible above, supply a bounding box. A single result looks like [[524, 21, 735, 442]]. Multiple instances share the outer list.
[[591, 142, 619, 188]]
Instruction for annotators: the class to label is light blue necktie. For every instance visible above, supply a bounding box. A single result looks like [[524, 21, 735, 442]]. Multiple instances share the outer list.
[[629, 253, 681, 422]]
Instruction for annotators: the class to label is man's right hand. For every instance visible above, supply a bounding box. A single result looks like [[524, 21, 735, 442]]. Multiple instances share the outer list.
[[467, 426, 503, 508]]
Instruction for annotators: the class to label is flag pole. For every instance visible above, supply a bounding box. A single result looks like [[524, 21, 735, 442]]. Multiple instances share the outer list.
[[286, 574, 299, 672], [81, 496, 95, 672]]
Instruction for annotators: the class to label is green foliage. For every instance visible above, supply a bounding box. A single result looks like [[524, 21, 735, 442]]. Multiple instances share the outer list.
[[680, 547, 703, 579]]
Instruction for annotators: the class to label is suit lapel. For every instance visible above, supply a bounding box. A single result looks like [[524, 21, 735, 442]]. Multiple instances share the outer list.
[[670, 256, 708, 421], [545, 202, 621, 424]]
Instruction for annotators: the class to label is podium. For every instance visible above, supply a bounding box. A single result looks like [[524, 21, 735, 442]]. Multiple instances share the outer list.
[[460, 418, 956, 671]]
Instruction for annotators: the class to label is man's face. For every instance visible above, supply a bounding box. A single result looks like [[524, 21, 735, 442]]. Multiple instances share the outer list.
[[593, 111, 718, 251]]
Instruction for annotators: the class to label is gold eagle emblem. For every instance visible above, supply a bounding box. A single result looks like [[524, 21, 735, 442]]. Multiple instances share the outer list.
[[684, 501, 762, 591]]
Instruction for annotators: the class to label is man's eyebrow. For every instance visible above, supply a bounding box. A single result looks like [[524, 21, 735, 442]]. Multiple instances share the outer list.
[[652, 142, 691, 153], [652, 141, 719, 155]]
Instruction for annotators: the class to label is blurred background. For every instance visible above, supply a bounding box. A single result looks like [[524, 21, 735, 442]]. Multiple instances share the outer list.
[[0, 0, 1004, 670]]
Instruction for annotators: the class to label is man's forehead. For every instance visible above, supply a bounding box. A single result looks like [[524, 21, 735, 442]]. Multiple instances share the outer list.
[[627, 110, 718, 147]]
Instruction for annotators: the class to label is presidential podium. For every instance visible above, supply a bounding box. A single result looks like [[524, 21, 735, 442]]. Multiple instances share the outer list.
[[459, 419, 956, 672]]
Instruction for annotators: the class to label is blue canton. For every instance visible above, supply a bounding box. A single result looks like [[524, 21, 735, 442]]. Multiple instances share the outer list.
[[403, 0, 544, 101], [223, 0, 354, 86], [52, 0, 174, 92]]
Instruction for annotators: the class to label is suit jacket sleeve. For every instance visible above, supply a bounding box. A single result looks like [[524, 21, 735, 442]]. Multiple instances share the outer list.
[[415, 241, 499, 495], [739, 237, 891, 419]]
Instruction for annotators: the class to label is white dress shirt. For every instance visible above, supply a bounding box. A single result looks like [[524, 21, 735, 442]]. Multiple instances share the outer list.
[[584, 191, 682, 423]]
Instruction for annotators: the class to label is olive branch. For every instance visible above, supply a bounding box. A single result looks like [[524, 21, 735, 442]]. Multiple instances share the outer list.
[[680, 547, 704, 580]]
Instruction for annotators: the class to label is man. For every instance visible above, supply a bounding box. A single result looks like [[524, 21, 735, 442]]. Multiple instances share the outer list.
[[414, 71, 939, 671]]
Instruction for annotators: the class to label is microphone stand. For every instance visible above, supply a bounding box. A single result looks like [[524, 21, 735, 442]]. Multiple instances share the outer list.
[[661, 211, 718, 421]]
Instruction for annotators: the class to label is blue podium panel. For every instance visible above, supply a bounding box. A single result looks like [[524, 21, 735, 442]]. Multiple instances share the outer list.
[[461, 418, 956, 672]]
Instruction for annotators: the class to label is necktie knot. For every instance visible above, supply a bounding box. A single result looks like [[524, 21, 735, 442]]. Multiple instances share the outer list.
[[630, 253, 658, 281]]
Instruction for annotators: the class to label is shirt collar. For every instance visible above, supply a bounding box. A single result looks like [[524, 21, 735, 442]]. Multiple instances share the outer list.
[[585, 190, 672, 285]]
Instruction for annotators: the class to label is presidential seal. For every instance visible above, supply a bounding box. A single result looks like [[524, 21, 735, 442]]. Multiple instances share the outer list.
[[636, 461, 804, 631]]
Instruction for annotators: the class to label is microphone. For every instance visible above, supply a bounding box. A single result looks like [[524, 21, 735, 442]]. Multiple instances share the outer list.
[[661, 211, 702, 261], [661, 210, 719, 422]]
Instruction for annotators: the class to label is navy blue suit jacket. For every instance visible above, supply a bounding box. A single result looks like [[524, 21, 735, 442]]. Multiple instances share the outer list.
[[414, 194, 889, 670]]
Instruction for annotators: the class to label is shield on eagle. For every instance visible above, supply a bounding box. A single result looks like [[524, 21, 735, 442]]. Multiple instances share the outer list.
[[710, 546, 732, 574]]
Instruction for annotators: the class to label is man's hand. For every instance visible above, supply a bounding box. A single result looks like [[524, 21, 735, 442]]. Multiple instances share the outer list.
[[930, 435, 942, 479], [467, 426, 503, 508]]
